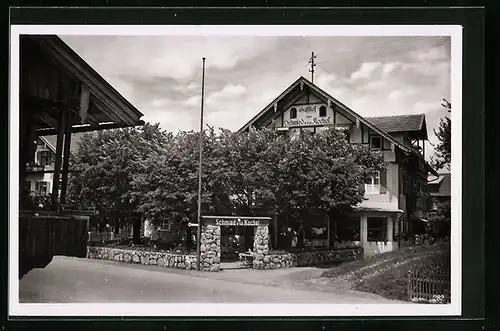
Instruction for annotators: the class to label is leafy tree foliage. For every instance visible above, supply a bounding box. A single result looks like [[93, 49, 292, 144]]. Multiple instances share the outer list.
[[69, 122, 384, 249], [431, 99, 451, 171]]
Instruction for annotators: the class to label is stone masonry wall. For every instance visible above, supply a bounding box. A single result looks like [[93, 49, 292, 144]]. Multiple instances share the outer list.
[[256, 247, 364, 270], [200, 224, 221, 272], [252, 225, 270, 269], [87, 246, 197, 270]]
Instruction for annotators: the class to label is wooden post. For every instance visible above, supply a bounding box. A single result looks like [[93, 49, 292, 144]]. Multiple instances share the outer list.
[[60, 110, 72, 205], [51, 109, 67, 207]]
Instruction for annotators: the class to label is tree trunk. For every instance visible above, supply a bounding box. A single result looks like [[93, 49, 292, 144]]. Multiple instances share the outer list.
[[133, 216, 141, 245]]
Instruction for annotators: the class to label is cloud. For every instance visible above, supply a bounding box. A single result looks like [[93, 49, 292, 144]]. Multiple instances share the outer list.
[[206, 84, 246, 105], [316, 73, 337, 90], [382, 62, 403, 76], [412, 45, 449, 62], [184, 95, 201, 106], [349, 62, 383, 81], [388, 88, 417, 100]]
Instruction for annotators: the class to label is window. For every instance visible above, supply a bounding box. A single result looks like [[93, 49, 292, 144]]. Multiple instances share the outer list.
[[319, 105, 327, 117], [367, 217, 387, 242], [365, 171, 380, 194], [24, 181, 31, 192], [370, 135, 382, 150], [336, 216, 360, 241], [39, 151, 51, 166], [35, 181, 48, 194], [290, 107, 297, 119]]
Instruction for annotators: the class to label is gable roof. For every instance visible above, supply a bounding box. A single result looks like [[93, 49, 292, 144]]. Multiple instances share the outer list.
[[366, 114, 425, 132], [428, 173, 451, 197], [238, 76, 412, 153], [40, 133, 86, 156], [366, 114, 428, 140]]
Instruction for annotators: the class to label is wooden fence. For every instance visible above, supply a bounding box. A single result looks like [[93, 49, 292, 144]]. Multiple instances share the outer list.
[[407, 263, 451, 303], [19, 214, 89, 278]]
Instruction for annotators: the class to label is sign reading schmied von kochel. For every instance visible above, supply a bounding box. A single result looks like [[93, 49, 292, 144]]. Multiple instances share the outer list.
[[201, 216, 270, 226], [215, 218, 263, 226]]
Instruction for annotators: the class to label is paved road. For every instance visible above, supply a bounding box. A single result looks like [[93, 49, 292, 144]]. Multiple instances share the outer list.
[[19, 256, 398, 304]]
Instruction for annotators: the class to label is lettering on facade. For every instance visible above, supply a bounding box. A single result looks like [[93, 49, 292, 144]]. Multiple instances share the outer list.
[[284, 117, 333, 127], [298, 105, 317, 113], [214, 218, 263, 226]]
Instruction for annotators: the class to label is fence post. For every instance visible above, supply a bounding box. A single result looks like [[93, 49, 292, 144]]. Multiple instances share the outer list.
[[407, 270, 412, 301]]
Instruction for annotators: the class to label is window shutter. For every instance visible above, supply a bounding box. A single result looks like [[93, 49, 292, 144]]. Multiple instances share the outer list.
[[380, 169, 387, 194]]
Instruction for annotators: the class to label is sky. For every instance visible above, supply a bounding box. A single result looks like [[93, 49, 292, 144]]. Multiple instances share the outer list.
[[60, 35, 451, 161]]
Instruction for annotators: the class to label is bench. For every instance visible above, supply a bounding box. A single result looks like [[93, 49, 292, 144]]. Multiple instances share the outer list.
[[238, 251, 254, 267]]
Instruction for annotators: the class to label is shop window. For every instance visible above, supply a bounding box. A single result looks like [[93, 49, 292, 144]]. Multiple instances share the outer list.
[[35, 181, 48, 195], [367, 217, 387, 242], [336, 216, 360, 241], [290, 107, 297, 119], [370, 135, 382, 150], [365, 171, 380, 194], [319, 105, 327, 117]]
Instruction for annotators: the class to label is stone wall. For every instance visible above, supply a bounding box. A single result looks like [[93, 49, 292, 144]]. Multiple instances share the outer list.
[[255, 247, 364, 270], [199, 224, 221, 272], [87, 246, 197, 270], [252, 225, 270, 269]]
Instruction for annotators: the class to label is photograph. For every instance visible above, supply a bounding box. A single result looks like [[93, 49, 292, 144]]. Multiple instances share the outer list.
[[9, 24, 462, 317]]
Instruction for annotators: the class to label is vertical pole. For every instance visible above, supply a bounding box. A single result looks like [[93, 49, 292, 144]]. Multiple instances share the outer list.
[[196, 57, 206, 271], [273, 216, 278, 249], [52, 109, 67, 207], [60, 110, 72, 205], [309, 52, 316, 84], [423, 139, 425, 159]]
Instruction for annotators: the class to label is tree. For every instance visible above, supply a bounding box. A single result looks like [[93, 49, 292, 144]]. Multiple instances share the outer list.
[[274, 128, 384, 247], [67, 123, 171, 243], [69, 122, 385, 251], [431, 99, 451, 171]]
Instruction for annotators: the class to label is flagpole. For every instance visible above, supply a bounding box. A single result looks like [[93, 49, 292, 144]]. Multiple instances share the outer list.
[[196, 57, 206, 271]]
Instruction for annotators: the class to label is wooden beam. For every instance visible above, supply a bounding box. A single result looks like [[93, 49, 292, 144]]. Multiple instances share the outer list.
[[36, 121, 144, 136], [51, 108, 67, 206], [60, 111, 72, 204], [39, 111, 59, 128]]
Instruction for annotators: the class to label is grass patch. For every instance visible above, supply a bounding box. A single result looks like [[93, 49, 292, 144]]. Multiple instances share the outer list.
[[322, 242, 450, 301]]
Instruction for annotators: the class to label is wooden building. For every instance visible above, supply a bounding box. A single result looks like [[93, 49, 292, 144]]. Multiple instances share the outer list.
[[18, 35, 144, 277]]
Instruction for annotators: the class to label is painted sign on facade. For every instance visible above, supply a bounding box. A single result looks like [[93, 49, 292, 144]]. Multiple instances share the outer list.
[[284, 117, 333, 127], [283, 103, 334, 128], [202, 216, 271, 226]]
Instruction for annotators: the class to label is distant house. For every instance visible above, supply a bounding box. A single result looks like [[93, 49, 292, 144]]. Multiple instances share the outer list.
[[427, 173, 451, 211], [239, 76, 438, 256], [24, 134, 84, 195]]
